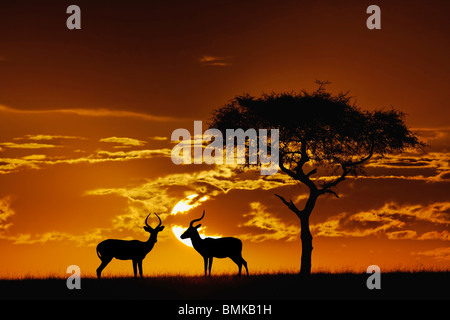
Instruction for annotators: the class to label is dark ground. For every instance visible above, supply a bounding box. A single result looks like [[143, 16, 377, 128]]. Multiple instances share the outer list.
[[0, 272, 448, 300]]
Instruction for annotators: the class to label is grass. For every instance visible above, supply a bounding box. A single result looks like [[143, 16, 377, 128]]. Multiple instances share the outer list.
[[0, 271, 448, 300]]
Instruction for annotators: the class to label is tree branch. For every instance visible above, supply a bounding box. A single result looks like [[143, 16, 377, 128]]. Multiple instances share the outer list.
[[320, 164, 349, 192], [278, 139, 319, 194], [274, 194, 303, 217], [298, 138, 310, 167], [345, 142, 375, 168], [321, 189, 340, 198], [306, 168, 317, 177], [318, 142, 375, 195], [278, 158, 298, 180]]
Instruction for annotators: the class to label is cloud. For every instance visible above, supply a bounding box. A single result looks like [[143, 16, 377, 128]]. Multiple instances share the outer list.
[[0, 131, 174, 175], [310, 210, 403, 238], [22, 154, 47, 160], [237, 202, 300, 242], [429, 171, 450, 182], [99, 166, 291, 196], [199, 55, 232, 66], [85, 166, 295, 207], [8, 229, 105, 247], [95, 148, 172, 160], [100, 136, 147, 147], [0, 196, 15, 233], [0, 158, 41, 173], [418, 230, 450, 241], [305, 150, 450, 183], [367, 151, 449, 170], [413, 126, 450, 144], [412, 247, 450, 261], [149, 136, 168, 141], [0, 142, 59, 149], [311, 201, 450, 240], [14, 134, 85, 141], [386, 230, 418, 240], [0, 147, 172, 174], [0, 105, 179, 122]]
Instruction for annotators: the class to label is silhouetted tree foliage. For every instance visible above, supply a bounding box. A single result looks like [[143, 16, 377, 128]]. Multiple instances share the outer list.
[[209, 82, 424, 275]]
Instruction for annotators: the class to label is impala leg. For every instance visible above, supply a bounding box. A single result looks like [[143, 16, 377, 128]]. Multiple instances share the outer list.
[[243, 259, 249, 275], [208, 257, 213, 276], [138, 260, 143, 278], [97, 257, 112, 279], [203, 257, 208, 276], [231, 255, 248, 276], [132, 260, 138, 278]]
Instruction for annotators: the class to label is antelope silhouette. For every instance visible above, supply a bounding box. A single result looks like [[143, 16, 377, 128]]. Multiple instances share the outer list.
[[96, 212, 165, 278], [180, 210, 249, 276]]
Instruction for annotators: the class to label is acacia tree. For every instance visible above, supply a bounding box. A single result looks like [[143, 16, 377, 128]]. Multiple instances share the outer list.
[[209, 83, 423, 275]]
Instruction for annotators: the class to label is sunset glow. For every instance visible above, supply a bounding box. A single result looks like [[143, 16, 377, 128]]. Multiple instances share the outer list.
[[0, 1, 449, 279]]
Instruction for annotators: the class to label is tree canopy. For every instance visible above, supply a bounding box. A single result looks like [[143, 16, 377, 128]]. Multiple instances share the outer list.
[[210, 86, 423, 197]]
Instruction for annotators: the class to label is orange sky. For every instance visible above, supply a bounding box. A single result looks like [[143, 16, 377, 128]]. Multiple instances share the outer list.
[[0, 0, 449, 278]]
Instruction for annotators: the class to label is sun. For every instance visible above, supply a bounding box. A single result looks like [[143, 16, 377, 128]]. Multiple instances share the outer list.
[[170, 193, 210, 247], [171, 225, 194, 247], [171, 193, 209, 215]]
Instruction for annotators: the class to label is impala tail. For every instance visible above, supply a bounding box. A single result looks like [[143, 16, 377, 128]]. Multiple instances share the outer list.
[[96, 246, 102, 259]]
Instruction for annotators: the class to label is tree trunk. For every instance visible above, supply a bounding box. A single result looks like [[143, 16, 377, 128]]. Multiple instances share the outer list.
[[275, 189, 318, 276], [298, 191, 317, 276], [299, 214, 313, 275]]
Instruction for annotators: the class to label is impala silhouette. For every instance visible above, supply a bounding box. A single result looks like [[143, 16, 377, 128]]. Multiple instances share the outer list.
[[180, 210, 249, 276], [96, 212, 165, 278]]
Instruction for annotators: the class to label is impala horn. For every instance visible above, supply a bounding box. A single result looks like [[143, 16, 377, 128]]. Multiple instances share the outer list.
[[144, 213, 152, 229], [154, 212, 162, 228], [190, 210, 205, 228], [145, 212, 162, 229]]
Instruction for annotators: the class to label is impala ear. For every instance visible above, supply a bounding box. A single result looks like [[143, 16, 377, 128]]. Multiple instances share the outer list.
[[195, 224, 201, 229], [159, 226, 165, 231]]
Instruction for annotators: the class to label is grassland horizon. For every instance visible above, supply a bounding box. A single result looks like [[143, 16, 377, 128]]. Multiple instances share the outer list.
[[1, 264, 448, 280], [0, 270, 448, 300]]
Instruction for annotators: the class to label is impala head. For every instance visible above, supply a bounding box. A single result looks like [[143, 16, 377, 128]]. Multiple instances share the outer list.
[[180, 210, 205, 239], [143, 212, 165, 234]]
